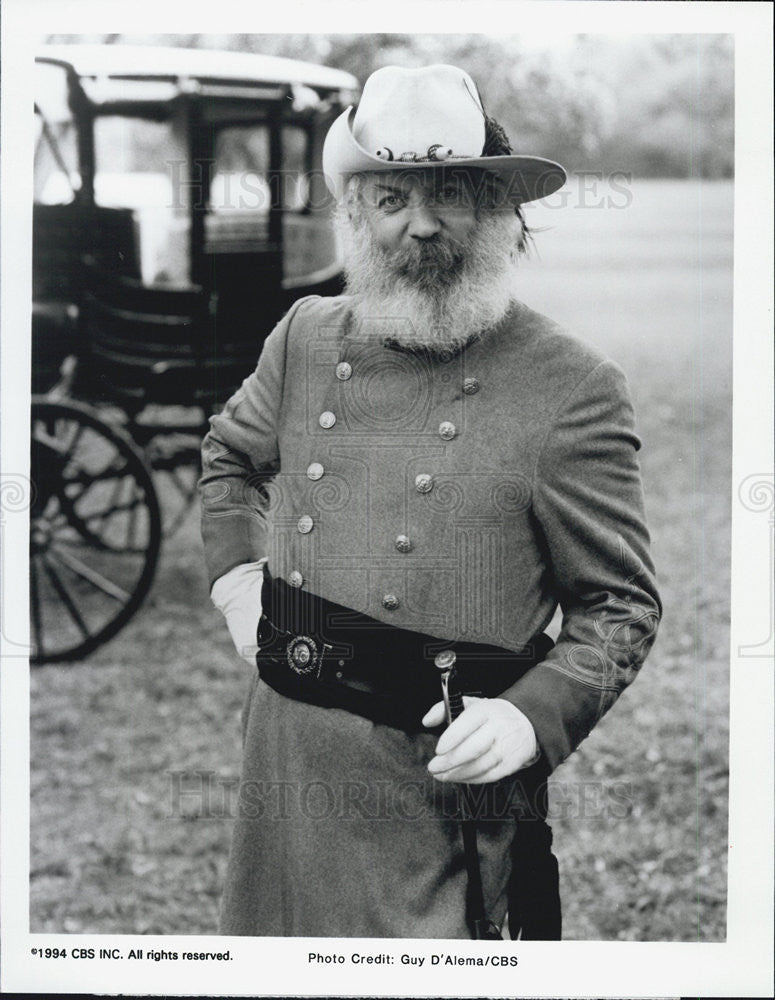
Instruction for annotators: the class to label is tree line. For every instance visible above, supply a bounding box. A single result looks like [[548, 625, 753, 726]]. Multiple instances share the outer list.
[[46, 33, 734, 179]]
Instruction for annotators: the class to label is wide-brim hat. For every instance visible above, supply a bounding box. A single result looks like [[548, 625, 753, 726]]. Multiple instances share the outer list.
[[322, 64, 567, 205]]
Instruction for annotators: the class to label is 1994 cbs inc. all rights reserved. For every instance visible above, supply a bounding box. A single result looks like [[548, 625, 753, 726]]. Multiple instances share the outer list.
[[29, 945, 233, 963]]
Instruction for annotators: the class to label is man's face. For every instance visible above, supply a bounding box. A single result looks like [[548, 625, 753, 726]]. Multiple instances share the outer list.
[[355, 171, 479, 258], [340, 169, 521, 350]]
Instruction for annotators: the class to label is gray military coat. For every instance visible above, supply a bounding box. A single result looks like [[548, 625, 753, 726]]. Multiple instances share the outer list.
[[200, 294, 660, 774]]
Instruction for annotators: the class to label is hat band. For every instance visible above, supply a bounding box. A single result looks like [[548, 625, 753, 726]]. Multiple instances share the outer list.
[[374, 143, 473, 163]]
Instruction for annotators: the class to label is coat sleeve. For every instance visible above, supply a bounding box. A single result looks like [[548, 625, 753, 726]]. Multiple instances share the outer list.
[[500, 359, 661, 773], [198, 297, 313, 589]]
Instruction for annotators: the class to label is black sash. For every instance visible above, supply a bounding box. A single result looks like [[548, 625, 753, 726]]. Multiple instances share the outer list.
[[256, 573, 554, 732]]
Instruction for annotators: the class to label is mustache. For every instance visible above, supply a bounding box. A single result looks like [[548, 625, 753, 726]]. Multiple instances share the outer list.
[[384, 235, 468, 288]]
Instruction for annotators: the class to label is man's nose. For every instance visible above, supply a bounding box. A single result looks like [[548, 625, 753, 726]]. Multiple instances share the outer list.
[[407, 202, 442, 239]]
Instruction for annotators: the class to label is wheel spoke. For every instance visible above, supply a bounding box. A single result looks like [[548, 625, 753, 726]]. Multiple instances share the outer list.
[[41, 554, 91, 640], [156, 467, 197, 535], [168, 466, 197, 500], [65, 460, 133, 490], [73, 495, 148, 525], [53, 534, 148, 556], [60, 419, 86, 463], [104, 470, 126, 524], [83, 498, 145, 519], [48, 545, 131, 602], [38, 418, 84, 461]]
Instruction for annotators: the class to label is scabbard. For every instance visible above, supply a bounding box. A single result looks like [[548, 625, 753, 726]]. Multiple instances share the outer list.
[[442, 672, 502, 941]]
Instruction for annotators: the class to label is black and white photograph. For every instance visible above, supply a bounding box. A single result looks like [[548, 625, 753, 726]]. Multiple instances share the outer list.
[[1, 1, 772, 996]]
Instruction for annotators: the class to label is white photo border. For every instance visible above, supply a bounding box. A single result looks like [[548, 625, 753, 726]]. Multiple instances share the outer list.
[[1, 1, 772, 995]]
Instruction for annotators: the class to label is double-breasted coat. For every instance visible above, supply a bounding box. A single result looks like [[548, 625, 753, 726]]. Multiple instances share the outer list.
[[198, 294, 661, 937]]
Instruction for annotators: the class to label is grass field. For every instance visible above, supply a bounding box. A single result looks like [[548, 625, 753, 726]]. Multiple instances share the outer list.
[[29, 178, 734, 941]]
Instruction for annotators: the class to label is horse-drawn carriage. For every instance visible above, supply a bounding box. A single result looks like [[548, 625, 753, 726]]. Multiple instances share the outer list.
[[30, 44, 358, 663]]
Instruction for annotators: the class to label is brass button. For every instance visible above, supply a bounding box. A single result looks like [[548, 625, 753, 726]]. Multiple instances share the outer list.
[[463, 377, 480, 395], [382, 594, 400, 611], [395, 534, 412, 554], [415, 473, 434, 494], [289, 571, 304, 588], [434, 650, 456, 670], [335, 361, 352, 381], [297, 515, 313, 534], [307, 462, 324, 481], [319, 411, 336, 429], [439, 421, 456, 441]]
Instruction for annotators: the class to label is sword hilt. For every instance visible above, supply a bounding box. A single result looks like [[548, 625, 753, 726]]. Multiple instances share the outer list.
[[434, 650, 464, 724]]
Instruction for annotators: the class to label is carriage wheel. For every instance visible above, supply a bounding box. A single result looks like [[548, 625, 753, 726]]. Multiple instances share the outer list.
[[30, 398, 162, 664], [144, 432, 202, 537]]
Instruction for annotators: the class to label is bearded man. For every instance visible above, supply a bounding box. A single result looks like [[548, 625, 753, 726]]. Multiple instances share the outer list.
[[198, 64, 661, 940]]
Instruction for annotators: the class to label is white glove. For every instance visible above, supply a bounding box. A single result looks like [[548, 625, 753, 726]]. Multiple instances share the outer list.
[[210, 559, 267, 664], [422, 696, 540, 783]]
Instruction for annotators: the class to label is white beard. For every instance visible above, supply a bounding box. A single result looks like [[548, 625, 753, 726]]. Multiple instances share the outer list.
[[337, 209, 522, 352]]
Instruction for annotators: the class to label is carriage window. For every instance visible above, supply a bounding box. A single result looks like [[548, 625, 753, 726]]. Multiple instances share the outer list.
[[34, 62, 80, 204], [209, 124, 310, 214], [93, 117, 176, 209], [211, 125, 271, 212], [93, 116, 188, 284], [207, 122, 335, 283]]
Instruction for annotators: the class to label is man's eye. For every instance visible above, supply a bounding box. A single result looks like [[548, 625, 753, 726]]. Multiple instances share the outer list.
[[436, 186, 462, 203], [378, 193, 404, 210]]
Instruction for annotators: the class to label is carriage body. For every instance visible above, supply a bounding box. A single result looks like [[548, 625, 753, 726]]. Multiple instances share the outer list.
[[31, 44, 358, 662], [33, 43, 358, 401]]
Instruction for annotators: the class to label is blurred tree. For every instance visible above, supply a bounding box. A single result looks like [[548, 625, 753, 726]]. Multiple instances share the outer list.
[[43, 32, 734, 178], [578, 34, 734, 178]]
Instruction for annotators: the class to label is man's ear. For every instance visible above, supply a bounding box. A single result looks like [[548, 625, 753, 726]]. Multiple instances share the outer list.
[[343, 174, 367, 222]]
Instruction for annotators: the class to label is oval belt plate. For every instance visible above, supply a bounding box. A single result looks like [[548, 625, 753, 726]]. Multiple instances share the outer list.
[[286, 634, 319, 676]]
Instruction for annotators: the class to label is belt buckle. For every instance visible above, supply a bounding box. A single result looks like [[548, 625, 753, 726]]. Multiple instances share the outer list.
[[286, 634, 331, 677]]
